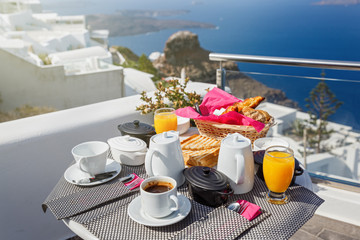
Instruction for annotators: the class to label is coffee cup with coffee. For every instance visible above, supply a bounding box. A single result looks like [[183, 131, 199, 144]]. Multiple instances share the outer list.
[[140, 176, 179, 218], [72, 141, 109, 175]]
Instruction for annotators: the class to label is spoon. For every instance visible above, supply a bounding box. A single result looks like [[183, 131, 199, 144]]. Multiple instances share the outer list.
[[228, 202, 250, 214], [118, 173, 135, 183], [227, 202, 241, 212]]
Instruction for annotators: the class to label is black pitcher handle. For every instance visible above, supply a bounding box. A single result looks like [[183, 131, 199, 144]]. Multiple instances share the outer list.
[[294, 167, 304, 176], [219, 188, 234, 196]]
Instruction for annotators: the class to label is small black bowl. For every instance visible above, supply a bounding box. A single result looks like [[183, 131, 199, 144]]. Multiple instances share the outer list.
[[253, 150, 304, 186]]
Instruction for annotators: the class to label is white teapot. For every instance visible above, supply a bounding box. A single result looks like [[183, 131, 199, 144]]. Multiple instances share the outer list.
[[217, 133, 254, 194], [145, 131, 185, 186]]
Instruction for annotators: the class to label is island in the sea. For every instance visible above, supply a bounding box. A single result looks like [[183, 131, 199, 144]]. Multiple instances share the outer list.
[[312, 0, 360, 5], [86, 10, 216, 37]]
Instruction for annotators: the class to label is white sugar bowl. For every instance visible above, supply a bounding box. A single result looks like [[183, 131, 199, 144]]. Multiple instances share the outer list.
[[107, 135, 147, 166]]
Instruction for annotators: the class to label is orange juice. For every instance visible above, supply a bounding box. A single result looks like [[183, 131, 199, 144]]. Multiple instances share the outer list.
[[154, 112, 177, 133], [263, 151, 294, 193]]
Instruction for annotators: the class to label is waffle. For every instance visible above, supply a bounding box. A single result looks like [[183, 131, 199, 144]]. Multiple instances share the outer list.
[[181, 134, 221, 167], [181, 134, 221, 150], [182, 148, 220, 167]]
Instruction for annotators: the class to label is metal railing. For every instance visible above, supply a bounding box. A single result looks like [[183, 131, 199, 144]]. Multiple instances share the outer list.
[[209, 53, 360, 89], [209, 53, 360, 187]]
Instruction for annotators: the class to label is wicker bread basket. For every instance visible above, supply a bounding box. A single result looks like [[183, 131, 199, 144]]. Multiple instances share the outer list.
[[194, 117, 274, 143]]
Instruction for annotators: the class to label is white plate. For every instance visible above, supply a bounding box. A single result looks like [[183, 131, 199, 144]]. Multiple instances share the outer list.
[[64, 158, 121, 186], [128, 194, 191, 227]]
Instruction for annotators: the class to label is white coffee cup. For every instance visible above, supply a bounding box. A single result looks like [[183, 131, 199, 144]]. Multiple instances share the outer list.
[[253, 137, 290, 151], [140, 176, 179, 218], [72, 141, 109, 175]]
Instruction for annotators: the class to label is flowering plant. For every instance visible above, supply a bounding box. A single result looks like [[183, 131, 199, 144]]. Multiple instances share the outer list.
[[136, 78, 202, 114]]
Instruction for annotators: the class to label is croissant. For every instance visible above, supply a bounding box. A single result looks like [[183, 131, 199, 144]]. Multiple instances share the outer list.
[[234, 96, 265, 112], [221, 96, 265, 115], [221, 105, 238, 115]]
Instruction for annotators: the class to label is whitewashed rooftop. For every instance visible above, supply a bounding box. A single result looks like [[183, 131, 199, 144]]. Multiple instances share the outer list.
[[49, 46, 112, 65], [124, 68, 156, 96]]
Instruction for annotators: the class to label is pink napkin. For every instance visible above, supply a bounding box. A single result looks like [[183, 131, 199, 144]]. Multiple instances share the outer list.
[[124, 173, 144, 190], [175, 87, 265, 132], [237, 199, 262, 221]]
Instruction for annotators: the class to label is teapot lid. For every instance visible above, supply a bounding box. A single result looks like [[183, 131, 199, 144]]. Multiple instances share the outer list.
[[107, 135, 146, 152], [222, 133, 251, 148], [183, 166, 229, 191], [151, 131, 179, 144], [118, 120, 155, 136]]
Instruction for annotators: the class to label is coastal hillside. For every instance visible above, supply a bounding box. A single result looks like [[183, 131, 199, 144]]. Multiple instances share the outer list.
[[152, 31, 299, 109], [86, 10, 215, 37]]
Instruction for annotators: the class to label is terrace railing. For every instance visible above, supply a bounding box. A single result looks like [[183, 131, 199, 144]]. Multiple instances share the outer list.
[[210, 53, 360, 187]]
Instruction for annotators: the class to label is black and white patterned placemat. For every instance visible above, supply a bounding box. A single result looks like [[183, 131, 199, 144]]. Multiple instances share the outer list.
[[42, 164, 147, 219], [44, 162, 324, 239], [74, 185, 271, 240], [67, 176, 323, 240], [230, 178, 324, 239]]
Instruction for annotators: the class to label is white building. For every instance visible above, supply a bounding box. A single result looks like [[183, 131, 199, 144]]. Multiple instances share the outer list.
[[0, 48, 124, 110], [0, 0, 155, 111]]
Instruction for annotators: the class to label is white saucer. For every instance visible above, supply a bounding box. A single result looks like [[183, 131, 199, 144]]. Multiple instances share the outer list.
[[128, 194, 191, 227], [64, 158, 121, 186]]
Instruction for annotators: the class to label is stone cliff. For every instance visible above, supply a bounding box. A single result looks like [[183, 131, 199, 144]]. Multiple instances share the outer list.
[[153, 31, 299, 109], [153, 31, 238, 83]]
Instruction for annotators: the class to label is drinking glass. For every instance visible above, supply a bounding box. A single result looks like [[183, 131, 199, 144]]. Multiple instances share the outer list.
[[263, 145, 295, 204], [154, 108, 177, 134]]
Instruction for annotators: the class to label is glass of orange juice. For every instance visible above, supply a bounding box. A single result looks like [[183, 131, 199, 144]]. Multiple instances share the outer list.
[[263, 145, 295, 205], [154, 108, 177, 134]]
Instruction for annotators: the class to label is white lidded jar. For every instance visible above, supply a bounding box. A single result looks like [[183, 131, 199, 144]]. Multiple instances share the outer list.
[[107, 135, 147, 166]]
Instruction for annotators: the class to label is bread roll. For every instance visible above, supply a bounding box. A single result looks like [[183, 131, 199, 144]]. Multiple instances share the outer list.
[[241, 107, 270, 124]]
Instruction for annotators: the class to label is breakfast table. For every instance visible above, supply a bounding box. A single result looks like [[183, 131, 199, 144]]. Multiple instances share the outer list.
[[42, 128, 323, 240]]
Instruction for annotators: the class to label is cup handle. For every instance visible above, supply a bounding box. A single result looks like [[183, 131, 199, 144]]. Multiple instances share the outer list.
[[145, 148, 157, 176], [236, 154, 245, 184], [77, 157, 87, 173], [169, 194, 179, 212]]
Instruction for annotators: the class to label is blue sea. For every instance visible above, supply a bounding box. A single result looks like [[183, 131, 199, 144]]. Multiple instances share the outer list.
[[42, 0, 360, 130]]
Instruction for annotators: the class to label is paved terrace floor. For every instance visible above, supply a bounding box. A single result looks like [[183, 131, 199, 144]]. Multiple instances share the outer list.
[[67, 214, 360, 240], [291, 215, 360, 240]]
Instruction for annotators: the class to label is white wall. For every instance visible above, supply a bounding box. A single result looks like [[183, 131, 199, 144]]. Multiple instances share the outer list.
[[307, 153, 354, 179], [0, 48, 124, 111], [259, 102, 297, 132], [3, 10, 32, 30], [0, 95, 153, 240]]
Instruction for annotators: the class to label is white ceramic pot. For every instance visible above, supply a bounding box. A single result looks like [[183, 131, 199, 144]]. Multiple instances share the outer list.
[[107, 135, 147, 166], [145, 131, 185, 186], [217, 133, 254, 194]]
